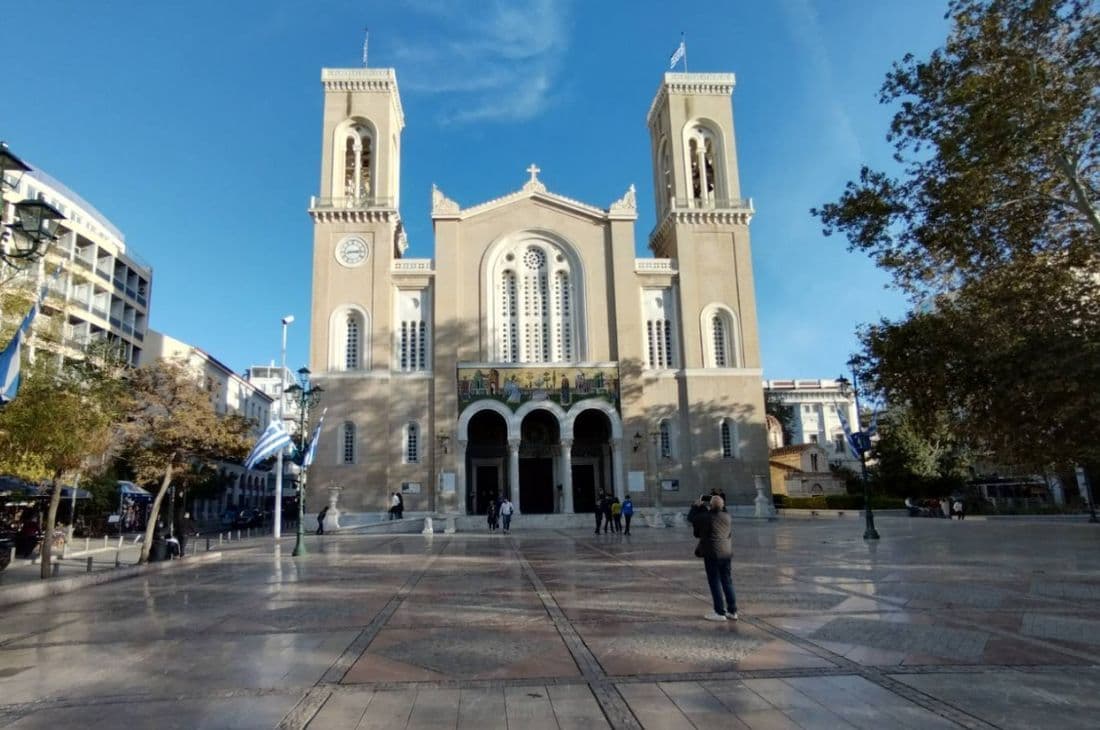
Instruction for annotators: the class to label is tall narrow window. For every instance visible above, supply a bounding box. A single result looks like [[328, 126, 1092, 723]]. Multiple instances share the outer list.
[[345, 314, 360, 370], [713, 316, 728, 367], [721, 420, 734, 458], [394, 290, 429, 372], [399, 322, 409, 370], [685, 124, 724, 207], [342, 423, 356, 464], [659, 420, 672, 459], [491, 238, 579, 363], [406, 422, 419, 463], [417, 322, 427, 370]]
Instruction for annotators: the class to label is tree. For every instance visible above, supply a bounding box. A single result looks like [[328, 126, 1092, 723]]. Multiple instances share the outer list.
[[814, 0, 1100, 472], [0, 349, 125, 578], [764, 392, 795, 446], [814, 0, 1098, 294], [869, 405, 972, 497], [119, 359, 251, 563]]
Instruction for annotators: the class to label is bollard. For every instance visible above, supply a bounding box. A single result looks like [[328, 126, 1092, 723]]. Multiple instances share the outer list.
[[218, 533, 223, 546], [8, 546, 14, 566], [85, 537, 90, 552], [103, 535, 108, 549], [86, 556, 93, 573], [236, 530, 241, 541], [117, 536, 124, 550], [52, 563, 60, 577], [115, 547, 122, 567], [206, 537, 211, 552]]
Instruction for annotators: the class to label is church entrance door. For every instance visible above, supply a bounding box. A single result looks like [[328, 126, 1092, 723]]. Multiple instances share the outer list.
[[473, 463, 502, 515], [520, 458, 554, 514], [572, 464, 597, 513], [519, 409, 560, 515], [466, 410, 508, 515]]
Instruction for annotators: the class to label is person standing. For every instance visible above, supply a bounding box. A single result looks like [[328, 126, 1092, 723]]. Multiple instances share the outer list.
[[499, 496, 515, 534], [486, 501, 498, 532], [594, 491, 606, 534], [601, 494, 614, 533], [690, 495, 738, 621], [953, 498, 965, 520], [621, 496, 634, 535], [611, 498, 623, 533], [316, 505, 329, 535]]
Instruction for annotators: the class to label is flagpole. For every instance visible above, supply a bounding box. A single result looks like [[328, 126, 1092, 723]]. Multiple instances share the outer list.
[[682, 33, 687, 72], [274, 315, 293, 546]]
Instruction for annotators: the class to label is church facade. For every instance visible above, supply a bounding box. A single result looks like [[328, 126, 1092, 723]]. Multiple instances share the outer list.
[[307, 65, 770, 516]]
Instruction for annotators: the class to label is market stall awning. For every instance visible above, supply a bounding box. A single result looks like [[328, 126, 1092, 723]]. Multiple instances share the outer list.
[[118, 481, 153, 500]]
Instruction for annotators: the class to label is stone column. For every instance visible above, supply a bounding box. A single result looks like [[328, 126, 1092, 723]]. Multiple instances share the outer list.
[[611, 440, 625, 501], [508, 439, 521, 514], [560, 438, 574, 514], [456, 439, 468, 514]]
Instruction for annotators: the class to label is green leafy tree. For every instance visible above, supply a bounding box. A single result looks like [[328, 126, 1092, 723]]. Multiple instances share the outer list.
[[814, 0, 1098, 293], [764, 392, 795, 446], [0, 350, 125, 578], [870, 405, 972, 497], [119, 359, 251, 563], [814, 0, 1099, 472]]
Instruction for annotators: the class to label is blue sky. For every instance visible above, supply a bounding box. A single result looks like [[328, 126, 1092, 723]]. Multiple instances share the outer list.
[[2, 0, 949, 378]]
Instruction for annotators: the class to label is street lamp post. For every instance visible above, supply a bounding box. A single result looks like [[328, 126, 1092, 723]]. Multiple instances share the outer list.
[[273, 315, 294, 544], [1, 142, 65, 268], [838, 362, 880, 540], [287, 367, 323, 557]]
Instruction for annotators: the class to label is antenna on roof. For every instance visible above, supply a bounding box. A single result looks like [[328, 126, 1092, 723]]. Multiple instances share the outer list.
[[362, 27, 369, 67]]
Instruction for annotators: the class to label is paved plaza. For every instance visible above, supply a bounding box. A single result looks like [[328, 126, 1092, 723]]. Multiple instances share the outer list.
[[1, 518, 1099, 729]]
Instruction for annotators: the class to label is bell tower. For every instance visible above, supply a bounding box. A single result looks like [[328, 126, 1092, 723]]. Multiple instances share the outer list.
[[309, 67, 406, 376], [644, 72, 768, 501]]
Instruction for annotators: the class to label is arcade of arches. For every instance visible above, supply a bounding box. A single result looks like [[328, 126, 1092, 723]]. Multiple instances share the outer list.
[[457, 402, 624, 515]]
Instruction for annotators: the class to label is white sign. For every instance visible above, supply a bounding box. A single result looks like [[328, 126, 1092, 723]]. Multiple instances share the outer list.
[[661, 479, 680, 492], [440, 472, 455, 494], [627, 471, 646, 493], [401, 482, 421, 495]]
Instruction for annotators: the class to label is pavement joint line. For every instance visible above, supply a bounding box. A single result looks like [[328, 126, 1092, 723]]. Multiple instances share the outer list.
[[564, 530, 1002, 730], [315, 537, 451, 687], [509, 535, 643, 730], [276, 687, 332, 730], [774, 564, 1100, 665]]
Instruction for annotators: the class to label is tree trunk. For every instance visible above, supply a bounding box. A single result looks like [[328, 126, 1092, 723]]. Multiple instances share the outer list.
[[140, 462, 174, 564], [40, 471, 65, 580]]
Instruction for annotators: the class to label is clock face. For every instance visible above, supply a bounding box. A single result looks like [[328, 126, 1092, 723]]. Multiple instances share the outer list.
[[336, 237, 368, 267]]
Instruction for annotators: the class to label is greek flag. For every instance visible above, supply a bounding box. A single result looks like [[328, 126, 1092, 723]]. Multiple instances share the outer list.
[[835, 406, 861, 458], [0, 268, 60, 404], [302, 408, 328, 467], [244, 419, 292, 470], [669, 39, 686, 69]]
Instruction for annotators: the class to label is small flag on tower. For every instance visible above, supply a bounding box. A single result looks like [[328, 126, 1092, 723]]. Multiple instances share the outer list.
[[362, 27, 369, 67], [669, 37, 686, 70]]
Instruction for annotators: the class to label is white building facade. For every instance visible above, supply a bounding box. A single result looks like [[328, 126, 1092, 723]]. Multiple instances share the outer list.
[[764, 379, 861, 471]]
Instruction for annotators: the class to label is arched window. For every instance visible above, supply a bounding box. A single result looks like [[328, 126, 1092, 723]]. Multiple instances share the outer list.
[[721, 419, 735, 458], [659, 420, 672, 460], [643, 289, 677, 369], [395, 289, 430, 372], [684, 122, 725, 207], [330, 307, 369, 371], [490, 236, 580, 363], [334, 120, 374, 203], [341, 422, 356, 464], [405, 422, 420, 464], [345, 314, 360, 370], [701, 304, 739, 368]]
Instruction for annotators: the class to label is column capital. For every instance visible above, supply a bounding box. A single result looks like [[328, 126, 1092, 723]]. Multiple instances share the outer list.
[[508, 439, 521, 451], [560, 437, 574, 448]]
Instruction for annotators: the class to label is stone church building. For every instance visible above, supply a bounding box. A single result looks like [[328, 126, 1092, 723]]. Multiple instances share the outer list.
[[306, 64, 770, 517]]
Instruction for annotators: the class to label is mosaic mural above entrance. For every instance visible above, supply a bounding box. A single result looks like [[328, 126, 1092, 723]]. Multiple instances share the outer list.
[[457, 364, 620, 412]]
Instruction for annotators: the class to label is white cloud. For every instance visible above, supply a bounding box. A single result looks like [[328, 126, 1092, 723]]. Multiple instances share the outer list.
[[779, 0, 864, 162], [393, 0, 571, 124]]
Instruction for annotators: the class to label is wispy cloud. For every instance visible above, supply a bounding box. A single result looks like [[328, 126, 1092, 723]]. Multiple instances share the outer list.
[[392, 0, 572, 124], [779, 0, 864, 162]]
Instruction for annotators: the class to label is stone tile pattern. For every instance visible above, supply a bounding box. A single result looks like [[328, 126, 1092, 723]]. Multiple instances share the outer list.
[[1, 519, 1100, 728]]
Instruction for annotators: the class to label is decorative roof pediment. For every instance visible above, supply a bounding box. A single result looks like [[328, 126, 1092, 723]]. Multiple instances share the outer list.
[[431, 165, 637, 222]]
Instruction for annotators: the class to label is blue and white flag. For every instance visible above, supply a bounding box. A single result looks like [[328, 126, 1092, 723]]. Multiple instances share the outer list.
[[669, 39, 686, 69], [244, 419, 292, 470], [835, 406, 861, 457], [0, 268, 59, 404], [302, 408, 328, 467]]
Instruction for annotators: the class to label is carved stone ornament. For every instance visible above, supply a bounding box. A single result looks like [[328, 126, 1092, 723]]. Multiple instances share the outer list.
[[431, 184, 460, 215], [609, 184, 637, 213]]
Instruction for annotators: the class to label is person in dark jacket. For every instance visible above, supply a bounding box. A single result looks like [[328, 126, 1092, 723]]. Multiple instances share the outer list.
[[690, 495, 738, 621]]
